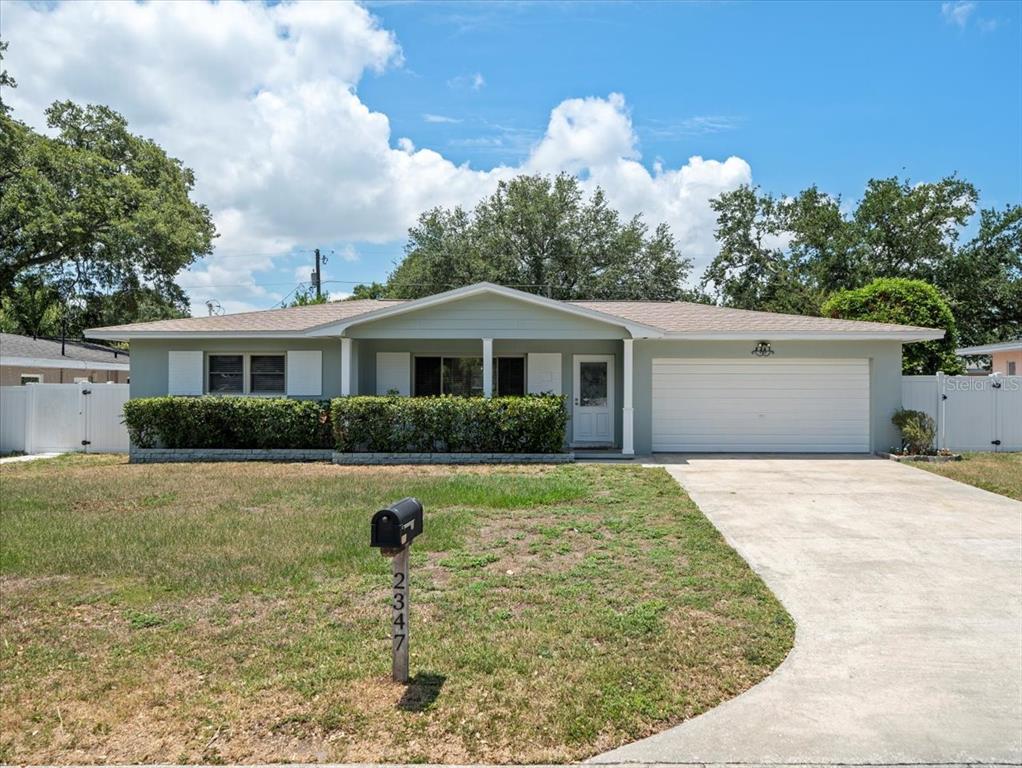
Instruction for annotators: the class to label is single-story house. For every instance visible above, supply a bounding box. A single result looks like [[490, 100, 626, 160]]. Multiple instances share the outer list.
[[86, 282, 944, 454], [0, 332, 130, 386], [956, 339, 1021, 376]]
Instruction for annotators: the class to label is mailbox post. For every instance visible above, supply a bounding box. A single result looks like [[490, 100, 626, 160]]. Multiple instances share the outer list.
[[370, 497, 423, 684]]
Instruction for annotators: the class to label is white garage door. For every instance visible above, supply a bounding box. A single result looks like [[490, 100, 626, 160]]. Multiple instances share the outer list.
[[652, 358, 870, 453]]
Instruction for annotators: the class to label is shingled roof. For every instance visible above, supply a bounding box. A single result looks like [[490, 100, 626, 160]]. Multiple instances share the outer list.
[[1, 333, 130, 366], [85, 284, 943, 341]]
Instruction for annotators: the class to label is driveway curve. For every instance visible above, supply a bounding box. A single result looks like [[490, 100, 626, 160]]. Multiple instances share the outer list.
[[592, 456, 1022, 764]]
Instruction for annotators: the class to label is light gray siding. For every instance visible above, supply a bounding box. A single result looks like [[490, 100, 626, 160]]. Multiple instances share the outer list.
[[630, 339, 904, 454], [346, 294, 628, 339], [129, 338, 342, 399]]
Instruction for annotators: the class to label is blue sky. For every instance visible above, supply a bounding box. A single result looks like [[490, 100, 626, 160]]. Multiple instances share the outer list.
[[5, 0, 1020, 313], [365, 1, 1020, 206]]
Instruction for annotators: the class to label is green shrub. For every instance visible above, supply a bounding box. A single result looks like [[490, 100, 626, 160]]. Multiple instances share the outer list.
[[822, 278, 963, 375], [331, 395, 569, 453], [891, 408, 937, 455], [123, 397, 333, 449]]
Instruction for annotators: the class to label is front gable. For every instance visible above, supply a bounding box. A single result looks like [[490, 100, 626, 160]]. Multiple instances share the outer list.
[[345, 293, 629, 339]]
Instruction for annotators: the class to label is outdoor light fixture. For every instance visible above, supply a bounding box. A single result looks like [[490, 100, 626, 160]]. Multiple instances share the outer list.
[[751, 341, 774, 357]]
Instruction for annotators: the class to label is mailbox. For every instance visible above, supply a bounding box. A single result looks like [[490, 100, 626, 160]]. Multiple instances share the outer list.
[[370, 497, 423, 550]]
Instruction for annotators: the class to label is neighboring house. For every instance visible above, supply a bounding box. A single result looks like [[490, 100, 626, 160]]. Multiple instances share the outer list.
[[0, 332, 130, 386], [956, 339, 1022, 376], [86, 282, 943, 454]]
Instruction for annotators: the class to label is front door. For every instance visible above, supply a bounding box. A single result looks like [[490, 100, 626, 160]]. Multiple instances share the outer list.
[[572, 354, 614, 445]]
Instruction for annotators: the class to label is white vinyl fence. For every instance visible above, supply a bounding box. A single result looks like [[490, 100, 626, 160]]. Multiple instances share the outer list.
[[0, 383, 130, 454], [902, 374, 1022, 452]]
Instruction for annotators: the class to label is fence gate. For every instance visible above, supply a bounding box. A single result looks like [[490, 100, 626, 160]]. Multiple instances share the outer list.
[[1, 383, 130, 454], [902, 374, 1021, 452]]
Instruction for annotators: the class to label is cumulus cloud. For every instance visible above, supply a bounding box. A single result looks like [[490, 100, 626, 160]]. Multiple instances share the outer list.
[[3, 1, 750, 312]]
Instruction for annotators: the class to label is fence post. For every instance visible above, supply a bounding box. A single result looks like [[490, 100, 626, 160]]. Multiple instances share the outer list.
[[935, 371, 945, 452]]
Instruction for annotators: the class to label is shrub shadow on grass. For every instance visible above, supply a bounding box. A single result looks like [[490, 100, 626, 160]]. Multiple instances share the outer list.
[[397, 672, 446, 712]]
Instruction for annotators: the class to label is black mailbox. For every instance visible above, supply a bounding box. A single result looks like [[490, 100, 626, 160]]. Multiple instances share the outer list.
[[370, 497, 423, 550]]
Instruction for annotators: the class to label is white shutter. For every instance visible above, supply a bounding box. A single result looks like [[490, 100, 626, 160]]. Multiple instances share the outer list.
[[168, 351, 203, 395], [376, 352, 410, 395], [527, 353, 561, 395], [286, 350, 322, 396]]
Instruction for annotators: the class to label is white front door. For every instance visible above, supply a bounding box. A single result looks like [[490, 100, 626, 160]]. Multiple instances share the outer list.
[[573, 354, 614, 445]]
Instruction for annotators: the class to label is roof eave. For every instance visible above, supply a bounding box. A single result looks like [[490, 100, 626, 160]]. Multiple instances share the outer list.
[[84, 329, 315, 341], [657, 330, 946, 342]]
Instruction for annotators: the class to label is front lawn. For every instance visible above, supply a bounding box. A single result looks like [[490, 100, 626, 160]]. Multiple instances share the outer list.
[[0, 456, 793, 763], [910, 451, 1022, 501]]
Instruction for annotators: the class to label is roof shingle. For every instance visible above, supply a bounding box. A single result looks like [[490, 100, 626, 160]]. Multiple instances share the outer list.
[[1, 333, 130, 364]]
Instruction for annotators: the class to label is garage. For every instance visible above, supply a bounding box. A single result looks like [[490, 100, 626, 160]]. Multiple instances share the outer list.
[[651, 358, 871, 453]]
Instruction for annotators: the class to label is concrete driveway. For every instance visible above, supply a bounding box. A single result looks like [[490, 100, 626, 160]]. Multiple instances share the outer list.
[[592, 456, 1022, 764]]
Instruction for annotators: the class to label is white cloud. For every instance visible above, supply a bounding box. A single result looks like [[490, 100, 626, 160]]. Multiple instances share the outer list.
[[448, 72, 485, 91], [3, 1, 751, 312], [423, 113, 462, 124], [941, 1, 977, 27]]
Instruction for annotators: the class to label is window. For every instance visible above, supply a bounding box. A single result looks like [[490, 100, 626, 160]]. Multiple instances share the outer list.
[[496, 357, 525, 396], [413, 356, 525, 396], [1009, 361, 1017, 376], [207, 353, 285, 395], [209, 354, 244, 393], [20, 374, 43, 385], [250, 354, 285, 394]]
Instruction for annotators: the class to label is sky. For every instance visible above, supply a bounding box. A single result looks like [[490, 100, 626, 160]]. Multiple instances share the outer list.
[[3, 0, 1020, 315]]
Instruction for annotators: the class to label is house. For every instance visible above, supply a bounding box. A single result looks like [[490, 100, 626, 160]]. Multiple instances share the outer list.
[[956, 339, 1022, 376], [0, 332, 130, 386], [85, 282, 944, 454]]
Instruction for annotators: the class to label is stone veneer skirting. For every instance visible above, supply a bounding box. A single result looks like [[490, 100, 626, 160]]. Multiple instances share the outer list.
[[331, 452, 574, 465], [130, 448, 574, 465], [130, 448, 334, 463]]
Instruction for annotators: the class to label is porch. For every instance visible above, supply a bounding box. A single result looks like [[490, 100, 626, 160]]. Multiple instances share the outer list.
[[338, 336, 636, 454]]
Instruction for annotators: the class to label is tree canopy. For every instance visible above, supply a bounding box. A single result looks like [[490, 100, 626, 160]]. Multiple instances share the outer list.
[[1, 85, 215, 330], [702, 177, 1019, 348], [822, 278, 963, 374], [376, 174, 699, 301]]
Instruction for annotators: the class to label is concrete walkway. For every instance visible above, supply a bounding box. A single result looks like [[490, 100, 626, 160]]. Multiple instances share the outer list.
[[0, 451, 63, 464], [592, 455, 1022, 764]]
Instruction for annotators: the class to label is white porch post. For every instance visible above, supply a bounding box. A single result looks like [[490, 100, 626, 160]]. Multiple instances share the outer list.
[[482, 338, 494, 398], [622, 338, 634, 455], [340, 337, 353, 396]]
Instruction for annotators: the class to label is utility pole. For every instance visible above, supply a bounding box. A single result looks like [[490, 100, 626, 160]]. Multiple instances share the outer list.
[[313, 248, 323, 300]]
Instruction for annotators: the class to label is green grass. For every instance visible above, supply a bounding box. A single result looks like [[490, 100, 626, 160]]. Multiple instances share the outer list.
[[0, 455, 793, 764], [910, 451, 1022, 501]]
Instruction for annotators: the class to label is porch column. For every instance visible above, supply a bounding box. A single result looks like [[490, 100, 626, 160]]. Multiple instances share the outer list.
[[482, 338, 493, 398], [622, 338, 634, 455], [340, 337, 353, 396]]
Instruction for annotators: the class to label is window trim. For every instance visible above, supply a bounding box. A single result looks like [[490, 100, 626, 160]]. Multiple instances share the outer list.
[[20, 373, 43, 385], [412, 354, 526, 397], [206, 352, 286, 396]]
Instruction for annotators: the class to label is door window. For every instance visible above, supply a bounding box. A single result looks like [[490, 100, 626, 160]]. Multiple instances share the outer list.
[[579, 361, 608, 406]]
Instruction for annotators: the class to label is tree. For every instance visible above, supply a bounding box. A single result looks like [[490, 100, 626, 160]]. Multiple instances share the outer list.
[[0, 99, 216, 309], [385, 174, 695, 300], [348, 281, 388, 300], [286, 286, 328, 307], [821, 278, 964, 374], [0, 274, 61, 337], [701, 185, 826, 315], [937, 205, 1022, 347]]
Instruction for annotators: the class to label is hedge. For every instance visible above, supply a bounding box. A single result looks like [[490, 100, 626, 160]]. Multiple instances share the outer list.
[[123, 396, 333, 449], [331, 395, 569, 453]]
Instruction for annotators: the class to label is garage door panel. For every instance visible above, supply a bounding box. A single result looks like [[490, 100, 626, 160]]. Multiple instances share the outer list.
[[651, 358, 870, 453]]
